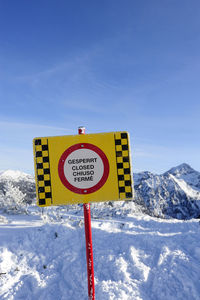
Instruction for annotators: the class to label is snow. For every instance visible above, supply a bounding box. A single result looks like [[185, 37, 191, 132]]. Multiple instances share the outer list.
[[166, 163, 200, 189], [171, 174, 200, 199], [0, 165, 200, 298], [135, 164, 200, 219], [0, 207, 200, 300], [0, 170, 34, 182]]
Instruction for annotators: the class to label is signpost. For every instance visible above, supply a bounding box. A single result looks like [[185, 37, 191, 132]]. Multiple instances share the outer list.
[[78, 127, 95, 300], [33, 129, 134, 300]]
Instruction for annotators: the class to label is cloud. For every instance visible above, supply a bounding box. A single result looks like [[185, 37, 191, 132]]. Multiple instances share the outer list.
[[15, 50, 92, 85], [0, 120, 73, 133]]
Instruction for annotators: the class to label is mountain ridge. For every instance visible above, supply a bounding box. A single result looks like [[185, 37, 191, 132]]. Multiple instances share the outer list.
[[134, 163, 200, 219], [0, 163, 200, 219]]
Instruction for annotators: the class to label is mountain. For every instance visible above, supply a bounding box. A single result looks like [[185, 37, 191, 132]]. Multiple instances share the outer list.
[[0, 170, 36, 205], [164, 163, 200, 189], [134, 163, 200, 219], [0, 164, 200, 219]]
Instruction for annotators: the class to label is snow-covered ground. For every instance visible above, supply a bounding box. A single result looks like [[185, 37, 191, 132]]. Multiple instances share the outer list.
[[0, 206, 200, 300]]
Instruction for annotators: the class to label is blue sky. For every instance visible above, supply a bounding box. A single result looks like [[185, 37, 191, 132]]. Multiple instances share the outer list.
[[0, 0, 200, 174]]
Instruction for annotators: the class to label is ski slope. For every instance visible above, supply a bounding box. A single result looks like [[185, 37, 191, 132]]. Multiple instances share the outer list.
[[0, 207, 200, 300]]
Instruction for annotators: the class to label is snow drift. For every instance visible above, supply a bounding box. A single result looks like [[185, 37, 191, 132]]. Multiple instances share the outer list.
[[0, 208, 200, 299]]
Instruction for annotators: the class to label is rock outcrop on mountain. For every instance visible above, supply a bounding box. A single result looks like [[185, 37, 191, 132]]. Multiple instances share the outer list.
[[134, 163, 200, 219]]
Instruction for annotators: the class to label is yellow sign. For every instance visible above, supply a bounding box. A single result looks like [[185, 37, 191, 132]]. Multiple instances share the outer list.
[[33, 131, 134, 206]]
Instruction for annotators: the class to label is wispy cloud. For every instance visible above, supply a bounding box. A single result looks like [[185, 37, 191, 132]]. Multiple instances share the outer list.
[[0, 120, 74, 133], [15, 51, 91, 83]]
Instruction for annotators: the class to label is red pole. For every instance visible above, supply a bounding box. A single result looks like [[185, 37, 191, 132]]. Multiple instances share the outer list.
[[78, 126, 95, 300]]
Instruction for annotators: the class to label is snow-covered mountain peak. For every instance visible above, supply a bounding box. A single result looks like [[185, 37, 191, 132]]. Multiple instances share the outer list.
[[133, 171, 153, 186], [134, 163, 200, 219], [164, 163, 200, 189], [165, 163, 195, 177], [0, 170, 34, 182]]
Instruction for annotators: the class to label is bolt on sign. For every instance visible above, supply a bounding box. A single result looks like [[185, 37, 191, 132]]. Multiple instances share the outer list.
[[33, 131, 134, 206]]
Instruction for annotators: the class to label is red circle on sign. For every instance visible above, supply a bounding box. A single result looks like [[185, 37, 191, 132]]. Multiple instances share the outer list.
[[58, 143, 109, 194]]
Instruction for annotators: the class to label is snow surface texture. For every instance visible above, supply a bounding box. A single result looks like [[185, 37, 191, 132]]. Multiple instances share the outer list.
[[0, 207, 200, 300]]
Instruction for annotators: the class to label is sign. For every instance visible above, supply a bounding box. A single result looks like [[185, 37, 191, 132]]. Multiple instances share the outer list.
[[58, 143, 109, 194], [33, 131, 134, 206]]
